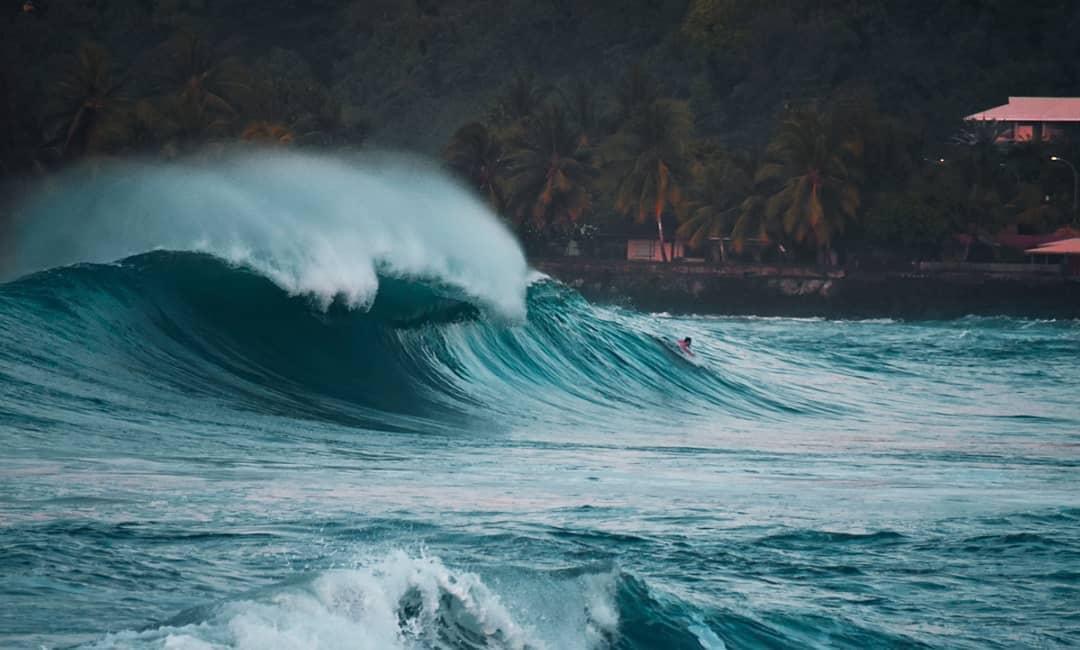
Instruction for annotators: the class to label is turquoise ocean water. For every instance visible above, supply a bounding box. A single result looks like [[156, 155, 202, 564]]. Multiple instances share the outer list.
[[1, 155, 1078, 649]]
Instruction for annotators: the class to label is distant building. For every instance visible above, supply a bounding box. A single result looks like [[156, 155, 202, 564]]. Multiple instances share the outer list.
[[965, 97, 1080, 143], [619, 214, 692, 262], [626, 238, 686, 262], [1026, 237, 1080, 278]]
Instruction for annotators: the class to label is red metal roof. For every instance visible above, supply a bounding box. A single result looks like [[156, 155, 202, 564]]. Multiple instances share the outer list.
[[998, 226, 1080, 250], [1026, 238, 1080, 255], [966, 97, 1080, 122]]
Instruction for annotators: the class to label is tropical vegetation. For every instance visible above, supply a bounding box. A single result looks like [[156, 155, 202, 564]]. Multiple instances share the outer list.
[[3, 1, 1080, 263]]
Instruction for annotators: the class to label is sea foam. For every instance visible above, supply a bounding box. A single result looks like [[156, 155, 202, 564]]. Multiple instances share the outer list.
[[78, 551, 628, 650], [6, 152, 529, 320]]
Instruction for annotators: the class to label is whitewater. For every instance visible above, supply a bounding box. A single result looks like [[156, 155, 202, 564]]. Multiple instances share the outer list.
[[1, 153, 1078, 649]]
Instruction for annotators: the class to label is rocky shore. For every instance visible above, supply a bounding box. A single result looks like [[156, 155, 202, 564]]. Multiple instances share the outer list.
[[534, 259, 1080, 319]]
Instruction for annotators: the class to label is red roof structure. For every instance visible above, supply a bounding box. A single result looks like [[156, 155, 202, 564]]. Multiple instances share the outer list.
[[966, 97, 1080, 122], [998, 226, 1080, 251], [1025, 238, 1080, 255]]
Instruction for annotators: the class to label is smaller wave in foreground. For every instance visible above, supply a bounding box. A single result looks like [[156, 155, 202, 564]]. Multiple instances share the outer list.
[[75, 551, 737, 650]]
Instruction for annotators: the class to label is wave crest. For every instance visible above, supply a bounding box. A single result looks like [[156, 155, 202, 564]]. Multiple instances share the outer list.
[[80, 552, 618, 650], [6, 152, 528, 319]]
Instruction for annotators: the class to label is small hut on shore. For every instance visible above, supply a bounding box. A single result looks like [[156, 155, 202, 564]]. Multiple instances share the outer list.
[[1026, 238, 1080, 277]]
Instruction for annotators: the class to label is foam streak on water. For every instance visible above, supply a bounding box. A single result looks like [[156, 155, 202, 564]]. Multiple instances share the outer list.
[[1, 155, 1079, 649]]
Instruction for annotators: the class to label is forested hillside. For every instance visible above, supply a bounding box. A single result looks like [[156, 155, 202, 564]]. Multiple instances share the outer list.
[[3, 0, 1079, 259]]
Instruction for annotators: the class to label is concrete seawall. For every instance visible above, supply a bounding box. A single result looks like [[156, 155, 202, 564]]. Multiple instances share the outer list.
[[534, 260, 1080, 319]]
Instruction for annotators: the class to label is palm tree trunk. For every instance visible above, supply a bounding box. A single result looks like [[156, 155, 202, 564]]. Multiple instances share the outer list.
[[655, 210, 669, 263]]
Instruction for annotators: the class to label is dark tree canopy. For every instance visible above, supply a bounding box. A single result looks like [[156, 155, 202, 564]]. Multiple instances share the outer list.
[[4, 0, 1080, 261]]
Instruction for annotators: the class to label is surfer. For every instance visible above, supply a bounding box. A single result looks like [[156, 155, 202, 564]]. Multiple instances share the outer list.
[[678, 336, 693, 355]]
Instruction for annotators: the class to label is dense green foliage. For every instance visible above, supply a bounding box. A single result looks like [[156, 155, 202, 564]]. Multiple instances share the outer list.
[[3, 0, 1080, 260]]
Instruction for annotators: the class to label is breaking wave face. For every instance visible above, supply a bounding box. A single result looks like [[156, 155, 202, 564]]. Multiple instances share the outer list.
[[1, 152, 809, 432], [82, 552, 625, 650], [5, 152, 529, 319], [0, 246, 815, 433]]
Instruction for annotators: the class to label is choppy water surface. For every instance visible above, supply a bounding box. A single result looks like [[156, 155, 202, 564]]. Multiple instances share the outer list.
[[1, 155, 1078, 649]]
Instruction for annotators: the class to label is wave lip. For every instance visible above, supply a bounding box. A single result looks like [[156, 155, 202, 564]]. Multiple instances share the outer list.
[[7, 151, 529, 320]]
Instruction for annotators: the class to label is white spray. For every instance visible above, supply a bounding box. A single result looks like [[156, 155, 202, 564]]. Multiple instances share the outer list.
[[7, 152, 529, 319]]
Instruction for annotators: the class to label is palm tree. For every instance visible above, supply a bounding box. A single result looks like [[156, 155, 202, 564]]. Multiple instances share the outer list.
[[611, 99, 692, 262], [148, 31, 242, 151], [746, 107, 862, 261], [506, 105, 593, 233], [558, 79, 602, 145], [490, 72, 547, 128], [156, 88, 234, 152], [730, 193, 781, 254], [48, 42, 129, 158], [155, 31, 239, 116], [678, 154, 754, 259], [444, 122, 509, 212], [615, 63, 659, 126]]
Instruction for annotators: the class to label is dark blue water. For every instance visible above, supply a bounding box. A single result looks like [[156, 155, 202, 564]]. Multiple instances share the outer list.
[[1, 156, 1079, 649]]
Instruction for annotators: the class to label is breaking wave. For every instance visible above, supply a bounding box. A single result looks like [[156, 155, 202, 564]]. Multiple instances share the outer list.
[[78, 551, 731, 650], [5, 152, 529, 318], [0, 151, 842, 432], [0, 249, 815, 435]]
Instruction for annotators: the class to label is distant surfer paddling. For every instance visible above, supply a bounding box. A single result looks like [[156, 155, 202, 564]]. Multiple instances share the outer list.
[[677, 336, 693, 356]]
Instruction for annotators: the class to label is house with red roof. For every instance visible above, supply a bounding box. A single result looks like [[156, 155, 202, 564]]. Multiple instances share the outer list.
[[1026, 237, 1080, 277], [965, 97, 1080, 143]]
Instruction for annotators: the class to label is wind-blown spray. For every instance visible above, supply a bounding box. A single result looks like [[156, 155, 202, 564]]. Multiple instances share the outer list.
[[7, 152, 529, 319]]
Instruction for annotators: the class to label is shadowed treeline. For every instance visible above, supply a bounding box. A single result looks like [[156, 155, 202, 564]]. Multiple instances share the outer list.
[[443, 73, 1080, 264], [2, 1, 1080, 263]]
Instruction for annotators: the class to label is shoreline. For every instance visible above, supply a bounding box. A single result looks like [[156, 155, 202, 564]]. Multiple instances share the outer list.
[[534, 259, 1080, 319]]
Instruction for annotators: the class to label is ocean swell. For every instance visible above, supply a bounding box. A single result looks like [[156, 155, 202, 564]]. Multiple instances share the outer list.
[[0, 251, 796, 431]]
